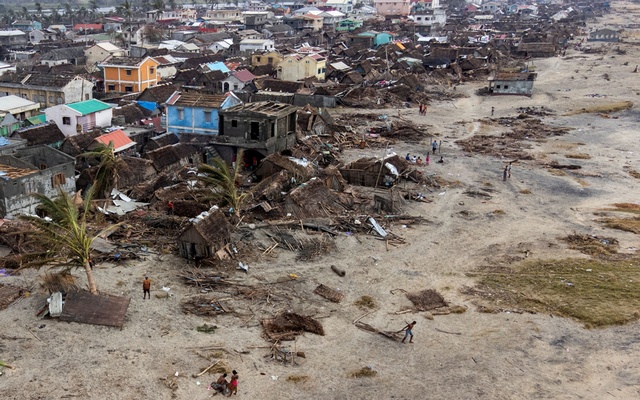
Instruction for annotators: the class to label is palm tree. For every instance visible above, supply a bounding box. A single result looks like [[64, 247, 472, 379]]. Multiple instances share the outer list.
[[168, 0, 177, 11], [21, 7, 28, 19], [35, 2, 43, 16], [89, 0, 98, 16], [153, 0, 165, 11], [197, 154, 246, 217], [121, 0, 134, 49], [80, 143, 125, 199], [20, 186, 119, 294]]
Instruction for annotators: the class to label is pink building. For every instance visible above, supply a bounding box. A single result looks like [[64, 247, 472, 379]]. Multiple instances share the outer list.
[[374, 0, 411, 16]]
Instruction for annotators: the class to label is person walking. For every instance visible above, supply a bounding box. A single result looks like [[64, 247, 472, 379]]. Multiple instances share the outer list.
[[399, 321, 416, 343], [503, 165, 508, 181], [425, 154, 430, 166], [432, 140, 437, 154], [143, 275, 151, 300], [491, 106, 495, 116], [507, 162, 512, 179]]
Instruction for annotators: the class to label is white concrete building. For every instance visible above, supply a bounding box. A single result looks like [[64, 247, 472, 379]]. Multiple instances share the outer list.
[[45, 99, 113, 137], [239, 38, 275, 53]]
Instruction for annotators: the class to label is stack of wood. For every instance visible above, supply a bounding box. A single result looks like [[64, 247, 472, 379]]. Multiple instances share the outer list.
[[181, 295, 231, 317], [261, 312, 324, 341]]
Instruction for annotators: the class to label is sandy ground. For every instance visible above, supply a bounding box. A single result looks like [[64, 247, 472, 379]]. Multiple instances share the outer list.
[[2, 3, 640, 400]]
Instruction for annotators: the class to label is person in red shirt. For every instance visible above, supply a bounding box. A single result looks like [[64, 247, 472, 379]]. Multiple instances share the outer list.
[[227, 370, 238, 396]]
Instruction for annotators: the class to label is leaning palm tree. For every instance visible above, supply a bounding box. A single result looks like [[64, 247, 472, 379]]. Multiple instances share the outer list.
[[197, 154, 246, 217], [20, 186, 118, 294], [80, 143, 125, 199]]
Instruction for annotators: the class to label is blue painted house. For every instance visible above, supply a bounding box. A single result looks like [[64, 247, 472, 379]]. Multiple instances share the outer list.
[[165, 91, 242, 136], [357, 31, 395, 47]]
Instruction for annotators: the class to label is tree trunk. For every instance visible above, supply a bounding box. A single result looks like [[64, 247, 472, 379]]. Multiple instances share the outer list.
[[84, 261, 98, 294]]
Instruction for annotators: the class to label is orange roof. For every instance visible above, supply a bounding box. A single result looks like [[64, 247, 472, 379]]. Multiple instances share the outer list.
[[93, 130, 135, 153]]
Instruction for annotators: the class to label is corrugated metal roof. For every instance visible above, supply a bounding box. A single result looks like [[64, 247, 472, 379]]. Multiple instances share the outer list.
[[94, 129, 135, 153], [67, 99, 111, 116]]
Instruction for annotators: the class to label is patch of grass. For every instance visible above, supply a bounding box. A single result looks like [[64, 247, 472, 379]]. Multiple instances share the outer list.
[[626, 169, 640, 179], [471, 258, 640, 328], [565, 153, 592, 159], [116, 280, 125, 287], [287, 375, 310, 383], [548, 168, 567, 176], [350, 367, 378, 378], [519, 189, 532, 194], [354, 295, 376, 309], [492, 209, 505, 215], [560, 233, 618, 257], [599, 217, 640, 234], [564, 101, 633, 116]]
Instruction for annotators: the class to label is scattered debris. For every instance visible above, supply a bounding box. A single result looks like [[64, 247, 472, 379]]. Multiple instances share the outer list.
[[261, 312, 324, 341], [313, 284, 344, 303], [406, 289, 447, 311]]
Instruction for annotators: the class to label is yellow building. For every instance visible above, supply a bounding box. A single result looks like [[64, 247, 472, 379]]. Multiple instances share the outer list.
[[99, 56, 160, 93], [277, 53, 326, 82], [251, 51, 283, 67]]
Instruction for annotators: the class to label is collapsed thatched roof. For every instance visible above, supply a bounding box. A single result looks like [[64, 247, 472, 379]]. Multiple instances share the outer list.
[[255, 154, 316, 182], [179, 211, 232, 247], [283, 177, 349, 219]]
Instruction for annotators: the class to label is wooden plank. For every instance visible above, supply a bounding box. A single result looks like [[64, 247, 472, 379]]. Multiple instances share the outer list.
[[60, 291, 130, 328], [0, 284, 23, 310]]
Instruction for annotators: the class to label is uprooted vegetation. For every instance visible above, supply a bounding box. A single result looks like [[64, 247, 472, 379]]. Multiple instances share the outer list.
[[465, 258, 640, 328], [560, 233, 619, 257], [457, 116, 572, 159], [596, 203, 640, 234], [563, 101, 634, 116]]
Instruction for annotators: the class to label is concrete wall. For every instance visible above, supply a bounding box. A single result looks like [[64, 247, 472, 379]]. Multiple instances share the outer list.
[[45, 105, 81, 137], [167, 105, 221, 135], [63, 77, 94, 103], [490, 80, 534, 96], [0, 146, 75, 218]]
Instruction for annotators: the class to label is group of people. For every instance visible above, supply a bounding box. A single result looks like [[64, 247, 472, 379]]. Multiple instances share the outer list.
[[210, 370, 239, 396], [406, 153, 430, 166], [418, 104, 428, 116], [502, 162, 513, 181]]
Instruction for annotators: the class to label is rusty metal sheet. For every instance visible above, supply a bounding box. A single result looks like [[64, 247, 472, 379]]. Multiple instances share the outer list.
[[60, 291, 130, 328]]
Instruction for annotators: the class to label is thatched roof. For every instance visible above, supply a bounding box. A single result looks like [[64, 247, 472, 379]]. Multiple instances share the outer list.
[[255, 154, 316, 181], [11, 122, 65, 146], [283, 177, 347, 219], [118, 156, 155, 188], [146, 143, 198, 171], [61, 130, 102, 156], [180, 211, 232, 246]]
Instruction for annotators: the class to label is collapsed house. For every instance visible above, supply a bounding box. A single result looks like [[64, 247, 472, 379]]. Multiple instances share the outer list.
[[0, 145, 76, 218], [339, 155, 410, 188], [178, 211, 232, 259], [212, 101, 299, 165]]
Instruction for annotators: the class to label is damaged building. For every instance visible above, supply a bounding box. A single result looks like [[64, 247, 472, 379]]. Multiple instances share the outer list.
[[0, 145, 75, 218], [212, 101, 298, 165], [487, 71, 537, 96]]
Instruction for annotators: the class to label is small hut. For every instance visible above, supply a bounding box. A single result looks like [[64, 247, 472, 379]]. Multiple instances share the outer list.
[[178, 211, 232, 259]]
